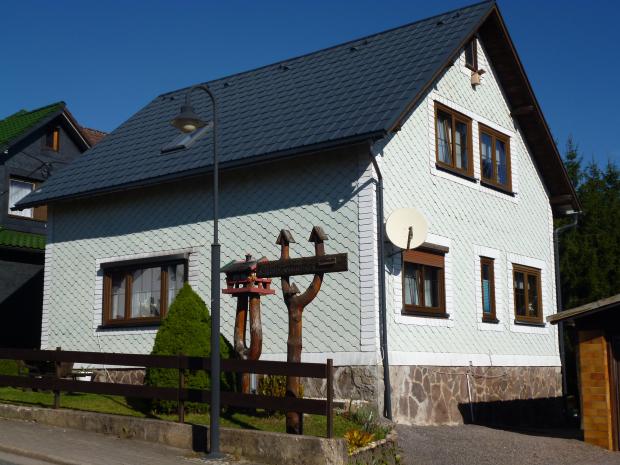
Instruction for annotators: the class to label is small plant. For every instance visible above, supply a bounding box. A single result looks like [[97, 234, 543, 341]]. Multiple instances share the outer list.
[[342, 404, 390, 440], [257, 375, 304, 398], [344, 429, 375, 454]]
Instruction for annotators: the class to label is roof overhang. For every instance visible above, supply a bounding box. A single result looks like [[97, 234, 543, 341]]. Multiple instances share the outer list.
[[547, 294, 620, 324]]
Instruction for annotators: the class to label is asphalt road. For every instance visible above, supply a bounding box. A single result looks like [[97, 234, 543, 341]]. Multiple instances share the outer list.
[[397, 424, 620, 465], [0, 451, 56, 465]]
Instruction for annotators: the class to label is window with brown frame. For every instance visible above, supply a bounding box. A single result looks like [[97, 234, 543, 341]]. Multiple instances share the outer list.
[[435, 102, 473, 177], [513, 265, 543, 324], [479, 124, 512, 191], [464, 38, 478, 70], [102, 259, 187, 326], [480, 257, 496, 322], [402, 248, 446, 317], [7, 178, 47, 221], [44, 127, 60, 152]]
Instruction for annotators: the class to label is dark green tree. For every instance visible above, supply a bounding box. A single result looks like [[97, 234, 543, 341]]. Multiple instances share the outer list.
[[142, 283, 235, 413]]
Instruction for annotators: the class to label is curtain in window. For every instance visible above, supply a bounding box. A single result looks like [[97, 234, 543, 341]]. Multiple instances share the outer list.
[[167, 263, 185, 308], [481, 133, 493, 179], [527, 274, 539, 317], [454, 121, 468, 170], [111, 274, 126, 319], [496, 140, 507, 185], [514, 272, 525, 316], [424, 267, 439, 308], [8, 179, 33, 218], [436, 112, 452, 164], [403, 262, 420, 306], [131, 266, 161, 317]]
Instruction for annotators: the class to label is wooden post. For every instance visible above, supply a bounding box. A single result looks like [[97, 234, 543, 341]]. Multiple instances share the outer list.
[[178, 352, 185, 424], [53, 347, 61, 409], [326, 358, 333, 439]]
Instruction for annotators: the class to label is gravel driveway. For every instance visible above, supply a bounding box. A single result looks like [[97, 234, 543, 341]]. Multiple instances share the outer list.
[[396, 424, 620, 465]]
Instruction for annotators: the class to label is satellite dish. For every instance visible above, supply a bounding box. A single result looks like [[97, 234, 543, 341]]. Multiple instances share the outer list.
[[385, 208, 428, 250]]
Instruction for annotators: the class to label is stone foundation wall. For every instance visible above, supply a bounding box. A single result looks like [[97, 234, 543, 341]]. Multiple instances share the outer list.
[[391, 365, 562, 425], [302, 365, 382, 407]]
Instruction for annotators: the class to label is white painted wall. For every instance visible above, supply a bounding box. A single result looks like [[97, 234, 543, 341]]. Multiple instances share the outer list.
[[41, 152, 366, 360], [377, 39, 560, 367]]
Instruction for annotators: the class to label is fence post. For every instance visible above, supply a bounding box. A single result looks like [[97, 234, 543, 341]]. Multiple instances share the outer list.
[[326, 358, 333, 439], [178, 352, 185, 424], [53, 347, 61, 409]]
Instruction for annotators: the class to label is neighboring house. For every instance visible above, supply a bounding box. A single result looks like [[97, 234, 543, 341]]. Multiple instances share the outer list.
[[0, 102, 104, 348], [17, 2, 580, 425], [549, 295, 620, 451]]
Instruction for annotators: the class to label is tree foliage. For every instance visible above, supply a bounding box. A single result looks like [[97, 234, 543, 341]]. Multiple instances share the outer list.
[[143, 283, 235, 413], [558, 138, 620, 308]]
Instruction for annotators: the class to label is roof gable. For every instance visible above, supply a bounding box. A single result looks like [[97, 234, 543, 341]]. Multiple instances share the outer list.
[[0, 102, 65, 150], [19, 1, 495, 207]]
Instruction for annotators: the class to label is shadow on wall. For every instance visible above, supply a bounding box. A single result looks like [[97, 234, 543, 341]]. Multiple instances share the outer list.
[[51, 149, 372, 244], [458, 397, 576, 436], [0, 267, 44, 349]]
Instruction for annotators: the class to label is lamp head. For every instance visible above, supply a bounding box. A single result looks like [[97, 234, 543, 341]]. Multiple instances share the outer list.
[[171, 103, 207, 133]]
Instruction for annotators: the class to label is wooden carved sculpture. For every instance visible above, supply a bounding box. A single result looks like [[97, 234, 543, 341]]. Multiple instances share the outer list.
[[222, 254, 275, 393]]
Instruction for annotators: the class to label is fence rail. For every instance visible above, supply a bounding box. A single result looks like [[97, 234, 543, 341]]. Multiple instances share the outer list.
[[0, 348, 334, 437]]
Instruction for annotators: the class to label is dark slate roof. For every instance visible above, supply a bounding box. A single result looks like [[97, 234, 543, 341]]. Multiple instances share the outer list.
[[0, 228, 45, 250], [548, 294, 620, 324], [0, 102, 65, 150], [19, 1, 494, 208]]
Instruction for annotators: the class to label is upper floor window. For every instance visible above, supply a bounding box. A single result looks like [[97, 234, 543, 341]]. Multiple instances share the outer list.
[[435, 102, 473, 177], [402, 248, 446, 317], [102, 259, 187, 327], [8, 178, 47, 221], [44, 127, 60, 152], [479, 124, 512, 191], [464, 38, 477, 70], [480, 257, 496, 322], [513, 265, 542, 324]]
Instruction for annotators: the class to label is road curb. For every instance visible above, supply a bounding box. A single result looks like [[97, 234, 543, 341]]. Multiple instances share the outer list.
[[0, 442, 85, 465]]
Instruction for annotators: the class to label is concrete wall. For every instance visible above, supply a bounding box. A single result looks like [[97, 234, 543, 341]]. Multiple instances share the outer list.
[[42, 149, 365, 360]]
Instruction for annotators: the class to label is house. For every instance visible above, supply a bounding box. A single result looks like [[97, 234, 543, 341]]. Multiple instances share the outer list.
[[548, 295, 620, 450], [0, 102, 104, 348], [16, 1, 580, 425]]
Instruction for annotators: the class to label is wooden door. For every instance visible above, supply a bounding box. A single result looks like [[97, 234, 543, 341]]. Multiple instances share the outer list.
[[611, 334, 620, 451]]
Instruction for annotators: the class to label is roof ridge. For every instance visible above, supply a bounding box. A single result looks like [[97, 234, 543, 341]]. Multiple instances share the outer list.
[[159, 0, 495, 97]]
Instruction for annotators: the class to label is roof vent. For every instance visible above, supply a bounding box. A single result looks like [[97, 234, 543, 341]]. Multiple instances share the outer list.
[[278, 64, 290, 71], [223, 82, 231, 88], [436, 20, 445, 26]]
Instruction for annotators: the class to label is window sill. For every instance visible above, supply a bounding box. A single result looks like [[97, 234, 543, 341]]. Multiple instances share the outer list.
[[513, 319, 545, 328], [98, 320, 162, 330], [402, 310, 450, 319], [480, 180, 515, 197], [435, 163, 476, 183], [482, 317, 500, 324]]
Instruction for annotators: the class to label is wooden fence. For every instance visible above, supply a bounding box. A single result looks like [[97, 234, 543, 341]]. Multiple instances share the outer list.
[[0, 348, 334, 437]]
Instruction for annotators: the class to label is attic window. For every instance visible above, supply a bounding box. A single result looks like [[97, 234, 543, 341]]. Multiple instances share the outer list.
[[44, 127, 60, 152], [161, 124, 211, 153], [464, 39, 477, 71]]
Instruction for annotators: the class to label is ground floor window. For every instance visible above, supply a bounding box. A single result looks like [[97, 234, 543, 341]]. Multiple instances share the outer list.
[[513, 265, 542, 324], [480, 257, 496, 322], [102, 259, 186, 326], [402, 248, 446, 317]]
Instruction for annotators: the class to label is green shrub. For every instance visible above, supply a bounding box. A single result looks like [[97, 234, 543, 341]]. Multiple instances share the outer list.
[[142, 283, 235, 413], [0, 360, 21, 376]]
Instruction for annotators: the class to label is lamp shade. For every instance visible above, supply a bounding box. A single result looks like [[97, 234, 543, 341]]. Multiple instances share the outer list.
[[171, 104, 207, 133]]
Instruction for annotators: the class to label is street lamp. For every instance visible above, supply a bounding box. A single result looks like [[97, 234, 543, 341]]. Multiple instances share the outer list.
[[171, 84, 223, 459]]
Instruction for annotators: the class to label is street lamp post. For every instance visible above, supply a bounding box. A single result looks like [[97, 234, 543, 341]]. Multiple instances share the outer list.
[[171, 84, 223, 459]]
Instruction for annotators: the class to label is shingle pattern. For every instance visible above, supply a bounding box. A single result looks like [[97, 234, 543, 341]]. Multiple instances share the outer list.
[[0, 102, 64, 150], [21, 1, 493, 208], [0, 228, 46, 250]]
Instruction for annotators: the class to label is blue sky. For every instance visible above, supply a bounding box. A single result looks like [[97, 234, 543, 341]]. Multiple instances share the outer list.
[[2, 0, 617, 165]]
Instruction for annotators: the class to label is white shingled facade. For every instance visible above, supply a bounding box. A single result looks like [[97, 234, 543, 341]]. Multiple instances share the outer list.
[[40, 38, 559, 393]]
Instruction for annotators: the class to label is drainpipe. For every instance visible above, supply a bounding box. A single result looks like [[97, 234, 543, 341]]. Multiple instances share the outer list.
[[368, 143, 392, 420], [554, 210, 580, 398]]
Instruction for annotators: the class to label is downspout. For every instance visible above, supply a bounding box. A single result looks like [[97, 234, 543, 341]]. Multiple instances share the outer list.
[[554, 210, 580, 398], [368, 142, 392, 420]]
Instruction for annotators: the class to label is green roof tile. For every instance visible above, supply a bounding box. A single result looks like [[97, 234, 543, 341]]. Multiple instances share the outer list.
[[0, 228, 46, 250], [0, 102, 64, 149]]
